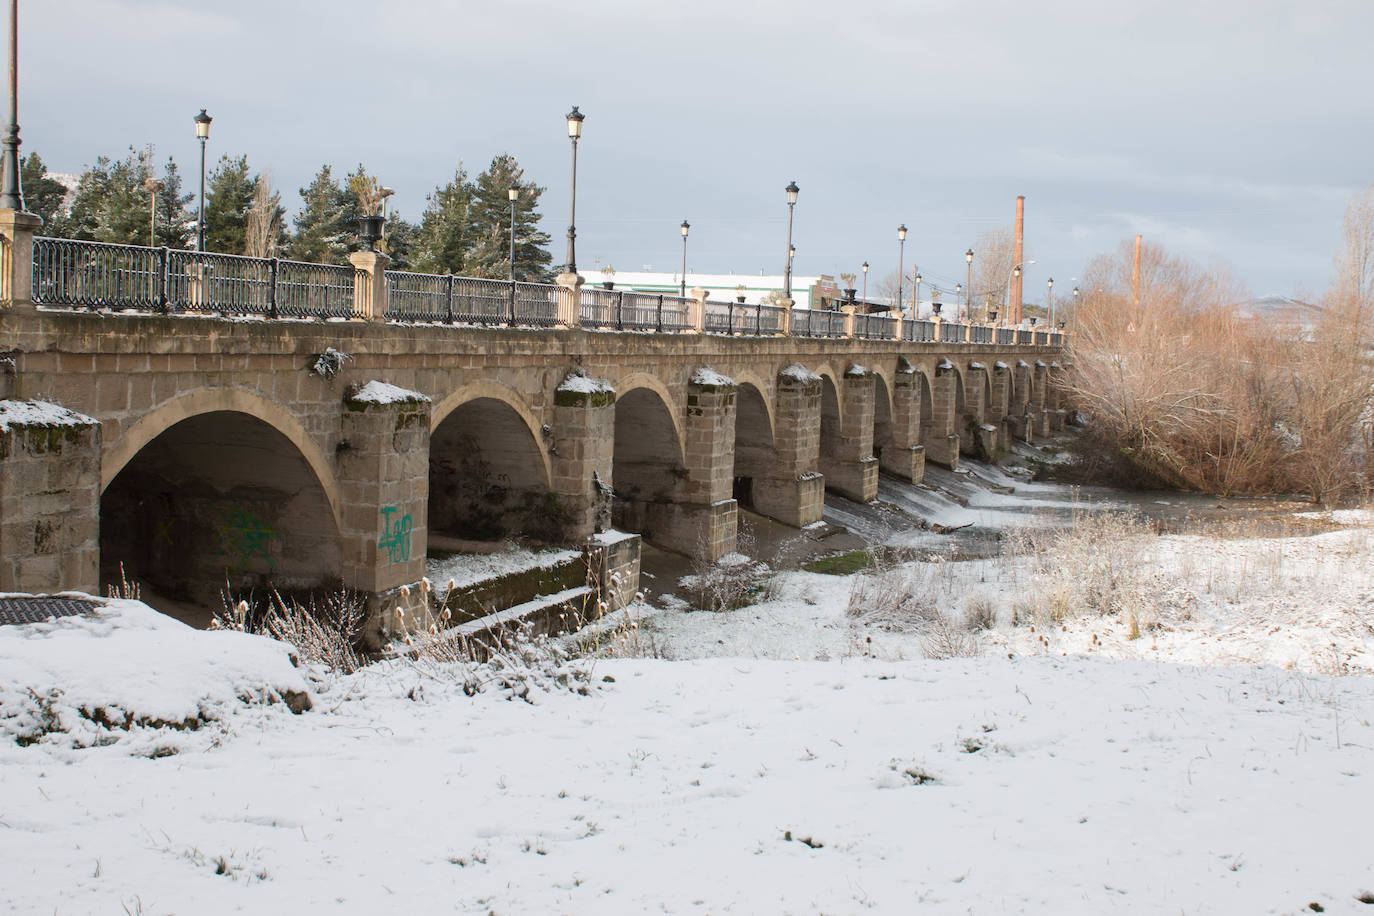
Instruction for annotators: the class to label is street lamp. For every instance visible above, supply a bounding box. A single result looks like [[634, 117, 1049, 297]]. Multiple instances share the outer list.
[[965, 248, 974, 319], [564, 105, 584, 275], [783, 180, 799, 299], [144, 177, 164, 246], [378, 185, 395, 250], [0, 0, 24, 212], [896, 224, 907, 318], [861, 261, 868, 304], [679, 219, 690, 296], [508, 186, 520, 281], [193, 108, 212, 251], [914, 271, 922, 319], [956, 283, 963, 318], [1072, 285, 1080, 332], [1046, 276, 1054, 327]]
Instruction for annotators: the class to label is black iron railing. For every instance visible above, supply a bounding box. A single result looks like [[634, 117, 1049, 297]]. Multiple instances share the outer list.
[[22, 236, 1067, 347]]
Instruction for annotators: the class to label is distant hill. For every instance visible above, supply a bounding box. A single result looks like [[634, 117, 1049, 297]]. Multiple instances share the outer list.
[[1235, 295, 1324, 326]]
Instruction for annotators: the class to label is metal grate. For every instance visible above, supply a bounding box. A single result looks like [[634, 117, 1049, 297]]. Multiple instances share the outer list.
[[0, 596, 99, 626]]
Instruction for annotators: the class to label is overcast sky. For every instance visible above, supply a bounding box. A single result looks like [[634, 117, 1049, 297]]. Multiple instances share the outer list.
[[22, 0, 1374, 299]]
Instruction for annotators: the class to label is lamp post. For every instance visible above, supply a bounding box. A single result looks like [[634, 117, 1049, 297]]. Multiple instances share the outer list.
[[193, 108, 212, 251], [679, 219, 690, 296], [1046, 276, 1054, 327], [914, 271, 922, 319], [0, 0, 23, 211], [965, 248, 974, 319], [783, 180, 799, 299], [1072, 285, 1080, 332], [564, 106, 584, 275], [861, 260, 868, 305], [896, 224, 907, 318], [144, 178, 164, 247], [378, 185, 395, 249], [508, 186, 519, 281], [956, 283, 963, 319]]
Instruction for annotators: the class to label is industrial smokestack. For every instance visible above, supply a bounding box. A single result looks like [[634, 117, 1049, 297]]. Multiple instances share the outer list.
[[1011, 195, 1025, 324]]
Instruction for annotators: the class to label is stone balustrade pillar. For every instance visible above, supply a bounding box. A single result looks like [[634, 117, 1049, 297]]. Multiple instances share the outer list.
[[0, 209, 41, 308], [348, 250, 391, 322], [689, 288, 709, 334], [841, 304, 856, 338], [554, 271, 584, 327]]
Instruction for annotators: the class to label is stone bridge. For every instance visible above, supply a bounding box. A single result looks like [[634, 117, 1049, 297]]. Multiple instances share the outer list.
[[0, 306, 1069, 620]]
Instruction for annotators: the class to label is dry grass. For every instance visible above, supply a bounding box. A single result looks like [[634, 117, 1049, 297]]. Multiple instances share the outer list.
[[1067, 235, 1374, 502]]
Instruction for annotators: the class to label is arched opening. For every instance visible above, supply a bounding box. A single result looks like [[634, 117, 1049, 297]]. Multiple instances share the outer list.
[[612, 387, 684, 541], [732, 383, 774, 510], [819, 374, 842, 462], [100, 410, 341, 626], [916, 371, 935, 447], [872, 373, 894, 463], [428, 396, 554, 544]]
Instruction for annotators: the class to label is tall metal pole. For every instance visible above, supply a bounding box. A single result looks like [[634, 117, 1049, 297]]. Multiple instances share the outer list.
[[562, 106, 585, 275], [896, 225, 907, 318], [679, 219, 690, 297], [783, 210, 795, 297], [508, 192, 517, 282], [914, 272, 922, 320], [966, 248, 974, 321], [566, 135, 578, 273], [0, 0, 22, 211], [861, 261, 868, 305]]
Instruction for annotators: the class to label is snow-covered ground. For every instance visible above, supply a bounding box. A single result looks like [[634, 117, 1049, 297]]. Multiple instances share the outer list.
[[4, 475, 1374, 913]]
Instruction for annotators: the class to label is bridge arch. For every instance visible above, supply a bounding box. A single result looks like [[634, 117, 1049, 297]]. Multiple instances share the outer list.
[[872, 372, 895, 461], [732, 379, 775, 510], [100, 397, 343, 621], [102, 388, 341, 520], [611, 383, 686, 540], [614, 371, 686, 458], [428, 382, 556, 543], [914, 370, 936, 446]]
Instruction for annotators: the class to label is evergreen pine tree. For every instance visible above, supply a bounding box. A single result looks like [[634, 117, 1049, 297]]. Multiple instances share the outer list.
[[152, 157, 194, 250], [468, 153, 553, 280], [409, 166, 474, 276], [288, 165, 350, 264], [382, 212, 419, 269], [202, 155, 257, 254], [61, 147, 160, 245], [19, 153, 69, 231]]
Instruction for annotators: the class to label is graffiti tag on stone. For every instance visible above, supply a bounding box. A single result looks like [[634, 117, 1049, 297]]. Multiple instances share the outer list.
[[217, 505, 276, 570], [378, 506, 413, 564]]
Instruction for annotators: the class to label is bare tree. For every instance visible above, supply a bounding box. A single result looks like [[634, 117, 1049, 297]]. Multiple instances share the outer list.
[[1332, 180, 1374, 319], [245, 173, 283, 259], [972, 225, 1016, 317]]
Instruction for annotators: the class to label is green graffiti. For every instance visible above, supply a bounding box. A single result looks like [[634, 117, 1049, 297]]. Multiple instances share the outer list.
[[379, 506, 413, 565], [216, 504, 277, 571]]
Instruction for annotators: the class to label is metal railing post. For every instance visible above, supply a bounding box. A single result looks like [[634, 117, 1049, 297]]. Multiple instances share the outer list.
[[616, 290, 624, 330], [509, 279, 517, 325], [268, 257, 279, 319], [656, 294, 663, 332], [445, 274, 454, 323], [157, 247, 169, 314]]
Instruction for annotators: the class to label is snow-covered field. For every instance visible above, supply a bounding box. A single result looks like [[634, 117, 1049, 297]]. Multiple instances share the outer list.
[[4, 481, 1374, 913]]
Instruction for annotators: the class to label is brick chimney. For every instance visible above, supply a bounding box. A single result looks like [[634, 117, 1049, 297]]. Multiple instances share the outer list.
[[1011, 195, 1025, 324]]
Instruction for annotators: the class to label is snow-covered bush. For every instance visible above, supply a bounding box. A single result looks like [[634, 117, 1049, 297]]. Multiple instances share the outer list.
[[215, 589, 366, 674], [680, 533, 773, 612]]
